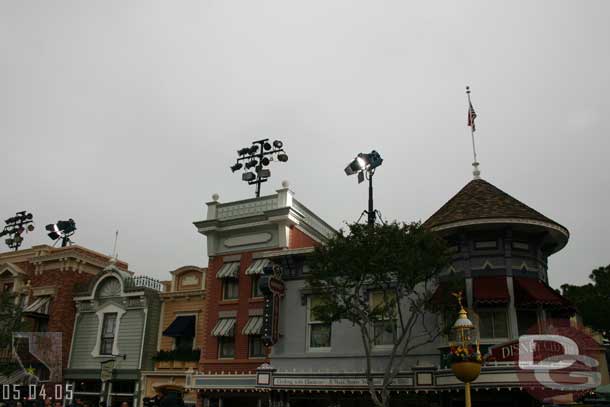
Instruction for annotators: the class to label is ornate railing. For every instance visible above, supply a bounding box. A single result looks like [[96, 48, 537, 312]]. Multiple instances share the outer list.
[[125, 276, 164, 292]]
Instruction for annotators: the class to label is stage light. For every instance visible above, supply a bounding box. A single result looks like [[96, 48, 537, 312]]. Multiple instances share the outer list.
[[242, 172, 256, 182], [245, 160, 258, 169], [277, 153, 288, 162], [257, 168, 271, 178], [263, 142, 272, 151], [273, 140, 283, 149], [344, 150, 383, 226], [45, 219, 77, 247], [261, 157, 270, 166], [230, 163, 243, 172]]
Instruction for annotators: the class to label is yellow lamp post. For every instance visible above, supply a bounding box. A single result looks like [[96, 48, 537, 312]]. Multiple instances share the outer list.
[[449, 292, 482, 407]]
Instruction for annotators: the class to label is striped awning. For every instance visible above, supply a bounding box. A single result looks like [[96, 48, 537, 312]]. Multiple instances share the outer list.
[[23, 296, 51, 316], [216, 262, 240, 279], [211, 318, 236, 337], [245, 259, 270, 276], [241, 316, 263, 335]]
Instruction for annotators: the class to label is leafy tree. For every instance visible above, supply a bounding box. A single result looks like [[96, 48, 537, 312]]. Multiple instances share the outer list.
[[561, 265, 610, 335], [306, 221, 449, 407]]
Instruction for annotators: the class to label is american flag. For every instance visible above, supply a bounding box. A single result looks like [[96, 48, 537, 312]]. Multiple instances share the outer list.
[[467, 101, 477, 131]]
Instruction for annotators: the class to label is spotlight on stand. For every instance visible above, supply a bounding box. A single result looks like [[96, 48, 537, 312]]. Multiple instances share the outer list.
[[1, 211, 35, 251], [229, 138, 288, 197], [344, 150, 384, 226], [45, 218, 77, 247]]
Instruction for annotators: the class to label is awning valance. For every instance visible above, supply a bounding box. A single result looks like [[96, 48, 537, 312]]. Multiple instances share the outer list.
[[241, 316, 263, 335], [211, 318, 236, 337], [216, 262, 240, 279], [245, 259, 269, 276], [163, 315, 196, 337], [513, 277, 573, 308], [473, 276, 510, 305], [23, 296, 51, 316]]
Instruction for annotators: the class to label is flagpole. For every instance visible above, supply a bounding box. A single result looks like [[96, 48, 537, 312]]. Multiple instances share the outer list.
[[466, 86, 481, 179]]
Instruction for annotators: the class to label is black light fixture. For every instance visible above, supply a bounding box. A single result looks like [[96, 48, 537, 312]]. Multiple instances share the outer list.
[[230, 139, 289, 197], [45, 218, 77, 247], [0, 211, 35, 251], [344, 150, 383, 226]]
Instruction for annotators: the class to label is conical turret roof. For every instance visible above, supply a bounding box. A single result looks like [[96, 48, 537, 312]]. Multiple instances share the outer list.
[[423, 179, 569, 247]]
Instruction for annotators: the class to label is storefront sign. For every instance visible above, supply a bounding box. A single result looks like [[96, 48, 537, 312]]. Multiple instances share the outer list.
[[273, 376, 413, 388], [260, 274, 284, 346]]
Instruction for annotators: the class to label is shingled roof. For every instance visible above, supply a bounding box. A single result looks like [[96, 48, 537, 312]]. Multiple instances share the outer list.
[[423, 178, 566, 232]]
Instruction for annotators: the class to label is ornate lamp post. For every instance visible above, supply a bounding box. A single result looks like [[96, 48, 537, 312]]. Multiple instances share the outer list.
[[449, 292, 482, 407]]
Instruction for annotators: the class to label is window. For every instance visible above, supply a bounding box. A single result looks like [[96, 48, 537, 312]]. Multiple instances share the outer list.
[[370, 291, 398, 346], [222, 278, 239, 300], [218, 337, 235, 358], [474, 240, 497, 249], [307, 296, 331, 350], [512, 242, 530, 251], [251, 275, 263, 298], [478, 309, 508, 339], [249, 336, 265, 358], [517, 309, 539, 336], [100, 313, 117, 355], [175, 336, 194, 351], [2, 282, 13, 292]]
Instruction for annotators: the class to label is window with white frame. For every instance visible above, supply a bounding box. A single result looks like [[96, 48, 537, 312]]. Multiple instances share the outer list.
[[307, 296, 331, 350], [251, 275, 263, 298], [249, 336, 265, 358], [100, 313, 117, 355], [477, 309, 508, 339], [222, 278, 239, 300], [218, 336, 235, 358], [370, 291, 398, 346]]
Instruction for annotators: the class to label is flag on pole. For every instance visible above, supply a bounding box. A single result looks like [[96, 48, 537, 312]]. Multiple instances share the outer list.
[[467, 100, 477, 131]]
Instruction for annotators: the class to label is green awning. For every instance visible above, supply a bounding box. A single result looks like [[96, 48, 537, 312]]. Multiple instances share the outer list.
[[216, 262, 239, 279], [245, 259, 269, 276], [211, 318, 236, 337], [241, 316, 263, 335]]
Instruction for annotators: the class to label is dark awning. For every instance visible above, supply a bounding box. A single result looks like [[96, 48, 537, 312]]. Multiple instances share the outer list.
[[163, 315, 196, 337], [22, 296, 51, 317], [513, 277, 573, 309], [473, 276, 510, 305]]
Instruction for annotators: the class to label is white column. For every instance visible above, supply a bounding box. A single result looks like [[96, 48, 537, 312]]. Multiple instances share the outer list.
[[506, 276, 519, 339]]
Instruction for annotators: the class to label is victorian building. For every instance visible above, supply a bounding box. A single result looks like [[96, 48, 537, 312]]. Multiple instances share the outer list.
[[191, 184, 335, 407], [203, 176, 604, 407], [65, 261, 163, 407], [140, 265, 207, 406]]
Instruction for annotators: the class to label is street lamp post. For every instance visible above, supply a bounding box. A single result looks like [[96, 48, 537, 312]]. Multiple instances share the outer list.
[[344, 150, 383, 226], [449, 292, 482, 407]]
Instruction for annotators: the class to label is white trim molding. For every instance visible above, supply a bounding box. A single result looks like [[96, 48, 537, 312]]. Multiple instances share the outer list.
[[91, 302, 126, 358]]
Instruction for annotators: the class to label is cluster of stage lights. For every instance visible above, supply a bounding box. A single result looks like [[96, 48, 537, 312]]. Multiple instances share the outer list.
[[230, 139, 288, 197], [0, 211, 35, 251]]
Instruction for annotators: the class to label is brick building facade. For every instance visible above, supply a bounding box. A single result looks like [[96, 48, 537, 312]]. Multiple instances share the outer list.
[[0, 244, 127, 379]]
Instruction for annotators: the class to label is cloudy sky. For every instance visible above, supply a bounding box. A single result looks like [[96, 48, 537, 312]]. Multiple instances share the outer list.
[[1, 1, 608, 287]]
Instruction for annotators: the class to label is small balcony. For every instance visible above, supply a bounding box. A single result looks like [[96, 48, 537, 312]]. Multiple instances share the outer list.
[[153, 348, 200, 370]]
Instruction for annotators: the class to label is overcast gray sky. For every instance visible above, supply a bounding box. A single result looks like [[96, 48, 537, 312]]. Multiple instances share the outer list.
[[1, 1, 608, 287]]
